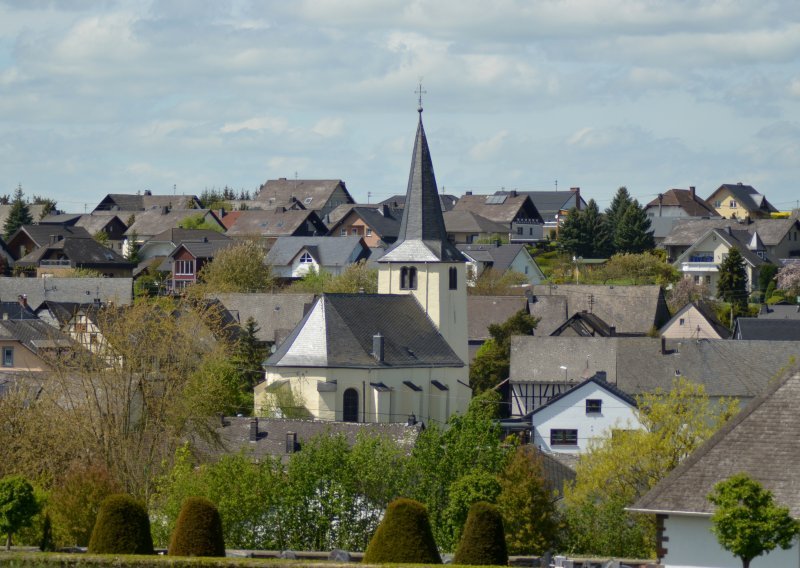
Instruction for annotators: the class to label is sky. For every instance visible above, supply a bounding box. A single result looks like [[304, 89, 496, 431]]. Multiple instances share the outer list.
[[2, 0, 800, 213]]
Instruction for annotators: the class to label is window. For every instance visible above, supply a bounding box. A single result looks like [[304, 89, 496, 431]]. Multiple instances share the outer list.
[[2, 347, 13, 367], [729, 200, 737, 208], [524, 266, 529, 275], [679, 318, 685, 326], [400, 266, 417, 290], [343, 388, 359, 422], [175, 260, 194, 275], [714, 200, 721, 208], [366, 228, 372, 237], [516, 227, 523, 235], [550, 429, 577, 446], [340, 228, 347, 236], [586, 399, 602, 414], [352, 228, 359, 235], [449, 266, 457, 290], [299, 252, 314, 264]]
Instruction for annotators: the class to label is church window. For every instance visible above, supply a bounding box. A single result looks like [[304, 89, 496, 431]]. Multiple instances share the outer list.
[[449, 266, 457, 290], [400, 266, 417, 290], [343, 388, 359, 422]]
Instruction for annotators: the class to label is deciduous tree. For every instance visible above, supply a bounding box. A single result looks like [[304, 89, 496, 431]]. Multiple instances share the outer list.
[[563, 378, 739, 557], [0, 475, 39, 550], [470, 310, 538, 394], [197, 240, 274, 294], [708, 473, 799, 568]]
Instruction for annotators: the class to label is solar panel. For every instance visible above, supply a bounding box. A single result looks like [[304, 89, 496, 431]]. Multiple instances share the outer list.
[[485, 195, 507, 204]]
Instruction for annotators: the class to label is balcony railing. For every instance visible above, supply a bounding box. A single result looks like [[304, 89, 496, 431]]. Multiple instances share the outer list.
[[40, 259, 72, 267], [688, 255, 714, 262], [680, 262, 719, 272]]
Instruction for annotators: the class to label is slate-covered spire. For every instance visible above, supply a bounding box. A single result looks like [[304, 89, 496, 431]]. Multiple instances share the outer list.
[[379, 110, 465, 263]]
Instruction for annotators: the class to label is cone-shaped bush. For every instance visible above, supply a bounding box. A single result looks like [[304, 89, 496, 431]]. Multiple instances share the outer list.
[[88, 494, 154, 554], [363, 498, 441, 564], [168, 497, 225, 557], [453, 501, 508, 566]]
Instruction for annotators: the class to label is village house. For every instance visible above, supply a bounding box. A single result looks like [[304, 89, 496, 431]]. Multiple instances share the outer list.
[[210, 292, 315, 348], [705, 182, 778, 219], [254, 179, 354, 220], [93, 191, 201, 212], [659, 301, 730, 340], [457, 243, 545, 286], [137, 228, 231, 263], [223, 209, 327, 244], [6, 225, 93, 261], [496, 187, 586, 240], [40, 212, 129, 254], [467, 295, 530, 361], [326, 206, 402, 248], [630, 369, 800, 568], [451, 191, 544, 244], [15, 235, 135, 278], [254, 109, 471, 424], [265, 236, 370, 281], [644, 187, 720, 245], [163, 239, 235, 292], [443, 210, 509, 244], [0, 277, 133, 310]]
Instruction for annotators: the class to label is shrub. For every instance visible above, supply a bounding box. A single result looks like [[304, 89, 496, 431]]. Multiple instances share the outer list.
[[453, 502, 508, 566], [168, 497, 225, 557], [363, 498, 441, 564], [88, 494, 154, 554]]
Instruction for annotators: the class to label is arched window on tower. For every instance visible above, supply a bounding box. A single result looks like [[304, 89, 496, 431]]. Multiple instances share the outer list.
[[343, 388, 359, 422], [400, 266, 417, 290], [449, 266, 457, 290]]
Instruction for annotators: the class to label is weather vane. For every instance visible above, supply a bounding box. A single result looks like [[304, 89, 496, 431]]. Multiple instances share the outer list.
[[415, 81, 426, 113]]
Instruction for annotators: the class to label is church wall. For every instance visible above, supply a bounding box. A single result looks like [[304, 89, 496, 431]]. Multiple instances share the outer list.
[[256, 365, 470, 424]]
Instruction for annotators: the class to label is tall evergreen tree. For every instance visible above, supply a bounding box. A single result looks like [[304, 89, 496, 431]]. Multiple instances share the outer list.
[[604, 187, 633, 237], [3, 186, 33, 240], [717, 247, 748, 311], [582, 199, 612, 257], [558, 208, 591, 257], [614, 200, 655, 253]]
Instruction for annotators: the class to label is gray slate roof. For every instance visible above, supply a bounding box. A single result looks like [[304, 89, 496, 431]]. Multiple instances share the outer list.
[[530, 284, 670, 334], [528, 294, 568, 336], [254, 179, 353, 212], [94, 193, 200, 212], [510, 336, 800, 400], [379, 113, 465, 263], [458, 243, 530, 273], [193, 416, 422, 463], [266, 236, 368, 267], [328, 206, 402, 242], [379, 194, 458, 212], [147, 228, 230, 245], [124, 209, 221, 238], [224, 209, 326, 238], [673, 228, 765, 267], [210, 293, 315, 344], [452, 193, 543, 225], [528, 375, 638, 417], [0, 277, 133, 309], [267, 294, 464, 369], [0, 318, 74, 353], [662, 218, 798, 247], [166, 239, 234, 261], [496, 190, 585, 222], [733, 318, 800, 341], [758, 304, 800, 319], [0, 204, 49, 228], [631, 369, 800, 516], [660, 301, 731, 339], [467, 296, 529, 341], [10, 225, 92, 248], [16, 237, 133, 268], [444, 210, 509, 234]]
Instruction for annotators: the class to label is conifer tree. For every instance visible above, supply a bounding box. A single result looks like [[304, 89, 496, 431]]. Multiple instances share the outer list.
[[614, 200, 655, 253], [604, 186, 632, 237], [717, 247, 748, 311], [3, 186, 33, 240]]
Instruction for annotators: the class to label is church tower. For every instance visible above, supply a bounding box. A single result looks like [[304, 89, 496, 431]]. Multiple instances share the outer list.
[[377, 107, 469, 363]]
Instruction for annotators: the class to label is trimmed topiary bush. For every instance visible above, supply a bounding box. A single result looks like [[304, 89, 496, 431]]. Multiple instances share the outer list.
[[363, 498, 441, 564], [453, 501, 508, 566], [168, 497, 225, 557], [88, 494, 154, 554]]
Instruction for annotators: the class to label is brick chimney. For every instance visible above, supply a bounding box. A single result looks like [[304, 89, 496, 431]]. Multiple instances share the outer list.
[[689, 186, 696, 201], [249, 417, 258, 442]]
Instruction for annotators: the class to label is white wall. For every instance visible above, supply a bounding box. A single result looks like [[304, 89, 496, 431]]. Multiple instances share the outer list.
[[509, 250, 545, 285], [531, 381, 641, 453], [663, 514, 799, 568]]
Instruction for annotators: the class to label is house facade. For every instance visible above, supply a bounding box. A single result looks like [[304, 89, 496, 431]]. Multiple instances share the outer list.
[[327, 206, 401, 248], [705, 182, 778, 219], [672, 228, 764, 292], [265, 236, 369, 279], [660, 302, 730, 339], [254, 179, 354, 220], [530, 375, 641, 454]]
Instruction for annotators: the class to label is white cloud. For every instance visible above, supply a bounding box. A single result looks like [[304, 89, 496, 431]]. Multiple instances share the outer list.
[[469, 130, 508, 161], [220, 117, 289, 134], [312, 117, 345, 138]]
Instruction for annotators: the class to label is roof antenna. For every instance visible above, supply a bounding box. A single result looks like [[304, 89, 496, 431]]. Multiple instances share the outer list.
[[415, 81, 426, 113]]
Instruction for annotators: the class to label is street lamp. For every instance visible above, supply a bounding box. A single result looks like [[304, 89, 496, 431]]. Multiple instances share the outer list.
[[559, 365, 567, 382]]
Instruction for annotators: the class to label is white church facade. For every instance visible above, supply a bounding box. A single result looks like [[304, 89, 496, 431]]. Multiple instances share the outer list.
[[254, 108, 472, 424]]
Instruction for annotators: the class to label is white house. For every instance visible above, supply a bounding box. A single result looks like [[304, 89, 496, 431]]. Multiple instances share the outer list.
[[630, 370, 800, 568], [659, 301, 730, 340], [254, 108, 471, 424], [265, 236, 369, 279], [457, 243, 545, 286], [529, 374, 641, 454]]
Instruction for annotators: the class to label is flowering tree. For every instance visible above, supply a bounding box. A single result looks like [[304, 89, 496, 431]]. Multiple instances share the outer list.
[[776, 264, 800, 297]]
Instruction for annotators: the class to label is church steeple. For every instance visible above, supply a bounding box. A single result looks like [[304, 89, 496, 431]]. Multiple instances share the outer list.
[[379, 110, 465, 263]]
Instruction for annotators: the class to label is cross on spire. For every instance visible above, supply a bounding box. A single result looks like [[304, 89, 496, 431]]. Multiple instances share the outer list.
[[415, 82, 426, 113]]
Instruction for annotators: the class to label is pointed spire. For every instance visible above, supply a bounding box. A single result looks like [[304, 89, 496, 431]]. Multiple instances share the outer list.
[[379, 112, 465, 263]]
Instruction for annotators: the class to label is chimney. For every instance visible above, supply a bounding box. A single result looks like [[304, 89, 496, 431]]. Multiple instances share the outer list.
[[249, 417, 258, 442], [381, 204, 390, 217], [286, 432, 297, 454], [689, 186, 696, 200], [161, 205, 170, 215], [510, 190, 518, 198], [17, 294, 27, 308], [494, 239, 501, 248], [465, 191, 473, 196], [570, 187, 581, 210], [608, 326, 616, 337], [661, 336, 667, 355], [726, 226, 733, 235], [657, 193, 663, 217], [372, 333, 385, 362], [275, 206, 286, 213], [49, 234, 59, 245]]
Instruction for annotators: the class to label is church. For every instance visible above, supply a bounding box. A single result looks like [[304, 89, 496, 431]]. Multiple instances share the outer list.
[[254, 107, 472, 424]]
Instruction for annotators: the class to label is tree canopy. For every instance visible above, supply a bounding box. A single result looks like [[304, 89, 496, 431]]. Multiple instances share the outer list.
[[3, 186, 33, 240], [717, 247, 749, 311], [0, 475, 39, 550], [470, 309, 538, 395], [708, 472, 799, 568], [197, 240, 274, 294]]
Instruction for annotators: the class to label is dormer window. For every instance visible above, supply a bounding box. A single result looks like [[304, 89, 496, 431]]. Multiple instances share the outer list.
[[400, 266, 417, 290], [299, 252, 314, 264]]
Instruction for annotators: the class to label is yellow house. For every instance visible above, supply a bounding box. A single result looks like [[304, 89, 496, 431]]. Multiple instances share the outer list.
[[705, 183, 778, 219], [255, 108, 471, 424]]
